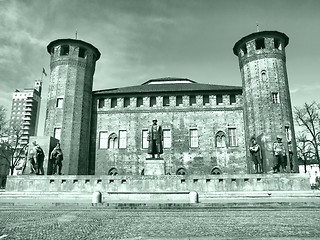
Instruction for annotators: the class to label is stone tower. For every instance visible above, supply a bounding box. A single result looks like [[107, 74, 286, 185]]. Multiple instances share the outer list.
[[233, 31, 297, 173], [45, 39, 100, 174]]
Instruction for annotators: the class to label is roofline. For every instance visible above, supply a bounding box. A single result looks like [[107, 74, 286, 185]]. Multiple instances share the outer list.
[[47, 38, 101, 60], [233, 31, 289, 56], [142, 78, 197, 85], [93, 86, 243, 96]]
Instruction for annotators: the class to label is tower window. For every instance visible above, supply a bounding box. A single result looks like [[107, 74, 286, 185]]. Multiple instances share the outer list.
[[56, 98, 63, 108], [163, 96, 170, 107], [203, 95, 209, 105], [216, 95, 223, 105], [98, 98, 105, 108], [240, 44, 247, 55], [111, 98, 117, 108], [261, 70, 267, 81], [272, 92, 280, 103], [60, 45, 69, 56], [255, 38, 265, 50], [137, 97, 143, 107], [176, 96, 183, 106], [124, 97, 130, 108], [230, 95, 236, 104], [150, 97, 156, 107], [189, 96, 196, 105], [274, 38, 281, 50], [78, 47, 86, 58], [54, 128, 61, 140]]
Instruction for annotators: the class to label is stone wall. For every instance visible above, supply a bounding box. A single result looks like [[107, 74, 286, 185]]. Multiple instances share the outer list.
[[5, 174, 311, 192]]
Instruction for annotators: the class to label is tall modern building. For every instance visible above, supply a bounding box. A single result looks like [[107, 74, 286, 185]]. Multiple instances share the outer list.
[[9, 79, 42, 149]]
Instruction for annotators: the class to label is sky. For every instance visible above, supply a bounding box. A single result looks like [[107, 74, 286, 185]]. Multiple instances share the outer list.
[[0, 0, 319, 135]]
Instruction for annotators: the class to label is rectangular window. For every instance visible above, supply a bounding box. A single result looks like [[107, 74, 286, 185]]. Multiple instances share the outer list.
[[163, 96, 170, 107], [163, 129, 172, 148], [137, 97, 143, 107], [274, 38, 281, 50], [228, 128, 237, 147], [203, 95, 209, 105], [176, 96, 183, 106], [142, 130, 148, 149], [150, 97, 156, 107], [255, 38, 265, 50], [230, 94, 236, 104], [124, 97, 130, 108], [60, 45, 69, 56], [99, 131, 108, 149], [241, 44, 247, 54], [78, 47, 86, 58], [190, 129, 199, 148], [216, 95, 223, 105], [98, 98, 105, 108], [119, 130, 127, 148], [189, 96, 196, 105], [111, 98, 117, 108], [272, 92, 280, 103], [56, 98, 63, 108], [54, 128, 61, 140]]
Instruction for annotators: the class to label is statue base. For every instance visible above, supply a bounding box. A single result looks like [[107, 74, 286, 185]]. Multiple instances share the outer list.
[[144, 158, 165, 175]]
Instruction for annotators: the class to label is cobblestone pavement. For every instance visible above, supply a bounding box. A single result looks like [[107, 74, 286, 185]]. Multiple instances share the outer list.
[[0, 207, 319, 240]]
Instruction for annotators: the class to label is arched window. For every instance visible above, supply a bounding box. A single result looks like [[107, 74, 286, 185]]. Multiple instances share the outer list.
[[211, 167, 222, 175], [261, 70, 267, 81], [215, 131, 226, 148], [108, 133, 118, 149], [108, 168, 118, 175], [176, 168, 186, 175]]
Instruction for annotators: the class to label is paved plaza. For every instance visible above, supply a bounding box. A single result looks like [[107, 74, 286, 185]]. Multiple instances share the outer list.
[[0, 207, 319, 240]]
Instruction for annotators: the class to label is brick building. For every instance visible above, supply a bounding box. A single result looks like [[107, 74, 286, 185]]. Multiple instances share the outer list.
[[44, 30, 297, 175]]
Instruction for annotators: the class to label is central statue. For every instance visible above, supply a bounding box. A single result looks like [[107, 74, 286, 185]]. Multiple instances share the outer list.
[[147, 119, 163, 158]]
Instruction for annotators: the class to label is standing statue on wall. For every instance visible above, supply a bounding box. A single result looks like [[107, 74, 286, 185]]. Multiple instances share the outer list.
[[273, 136, 286, 173], [249, 137, 263, 173], [148, 119, 163, 158]]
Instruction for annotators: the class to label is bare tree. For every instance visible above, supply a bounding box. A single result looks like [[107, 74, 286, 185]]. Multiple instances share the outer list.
[[0, 126, 27, 175], [296, 134, 315, 173], [0, 107, 27, 175], [294, 102, 320, 166]]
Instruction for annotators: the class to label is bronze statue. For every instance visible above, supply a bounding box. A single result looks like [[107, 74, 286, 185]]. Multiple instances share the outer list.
[[147, 119, 163, 158], [249, 137, 263, 173], [273, 136, 286, 173]]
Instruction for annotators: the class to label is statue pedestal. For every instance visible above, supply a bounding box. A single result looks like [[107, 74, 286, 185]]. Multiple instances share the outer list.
[[144, 158, 165, 175]]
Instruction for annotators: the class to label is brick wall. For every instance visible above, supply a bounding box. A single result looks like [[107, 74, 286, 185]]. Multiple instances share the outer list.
[[91, 93, 246, 175]]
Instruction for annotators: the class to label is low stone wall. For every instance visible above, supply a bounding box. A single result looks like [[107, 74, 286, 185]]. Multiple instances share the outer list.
[[5, 174, 311, 193]]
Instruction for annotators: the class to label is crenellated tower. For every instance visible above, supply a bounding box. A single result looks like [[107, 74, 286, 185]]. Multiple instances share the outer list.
[[45, 39, 100, 174], [233, 31, 297, 173]]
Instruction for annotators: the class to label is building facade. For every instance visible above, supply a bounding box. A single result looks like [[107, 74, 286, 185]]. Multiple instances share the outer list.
[[44, 30, 297, 175]]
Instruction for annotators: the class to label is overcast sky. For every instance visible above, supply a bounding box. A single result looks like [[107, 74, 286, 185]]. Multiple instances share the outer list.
[[0, 0, 319, 135]]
